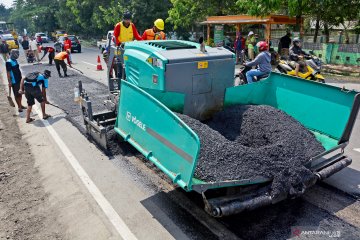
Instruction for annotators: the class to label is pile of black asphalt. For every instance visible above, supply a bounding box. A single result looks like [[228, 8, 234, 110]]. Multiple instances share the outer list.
[[178, 105, 325, 198]]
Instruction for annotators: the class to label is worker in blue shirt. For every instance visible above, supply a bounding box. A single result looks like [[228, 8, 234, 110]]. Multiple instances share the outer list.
[[6, 49, 26, 112], [19, 70, 52, 123]]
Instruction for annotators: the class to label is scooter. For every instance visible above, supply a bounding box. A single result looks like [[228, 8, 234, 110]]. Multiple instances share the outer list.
[[234, 64, 270, 86], [276, 54, 325, 83]]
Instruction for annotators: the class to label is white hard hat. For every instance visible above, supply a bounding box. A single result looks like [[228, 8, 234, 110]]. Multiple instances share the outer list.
[[248, 31, 254, 36]]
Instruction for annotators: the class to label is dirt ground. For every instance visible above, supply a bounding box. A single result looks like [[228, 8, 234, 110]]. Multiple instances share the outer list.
[[0, 84, 63, 240]]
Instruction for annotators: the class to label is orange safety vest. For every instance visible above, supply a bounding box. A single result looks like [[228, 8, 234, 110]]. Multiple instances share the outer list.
[[54, 52, 68, 60], [119, 22, 134, 43], [144, 29, 165, 40]]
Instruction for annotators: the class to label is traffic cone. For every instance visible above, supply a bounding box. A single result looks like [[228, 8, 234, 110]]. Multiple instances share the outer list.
[[96, 55, 103, 71]]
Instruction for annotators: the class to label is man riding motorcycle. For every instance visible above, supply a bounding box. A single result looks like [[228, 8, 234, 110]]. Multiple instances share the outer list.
[[289, 37, 309, 77], [243, 41, 272, 84]]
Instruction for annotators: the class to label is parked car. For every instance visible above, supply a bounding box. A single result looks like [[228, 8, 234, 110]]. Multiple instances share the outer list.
[[0, 34, 19, 49], [58, 35, 81, 53], [35, 32, 49, 43]]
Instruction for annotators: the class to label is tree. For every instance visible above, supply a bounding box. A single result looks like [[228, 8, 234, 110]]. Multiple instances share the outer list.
[[235, 0, 360, 43], [309, 0, 360, 43], [0, 4, 12, 22], [98, 0, 172, 34], [9, 0, 60, 35], [168, 0, 239, 30]]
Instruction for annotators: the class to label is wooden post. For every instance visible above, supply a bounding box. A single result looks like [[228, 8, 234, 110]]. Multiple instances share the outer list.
[[207, 24, 210, 45], [236, 24, 241, 36], [265, 23, 271, 45], [300, 18, 304, 38]]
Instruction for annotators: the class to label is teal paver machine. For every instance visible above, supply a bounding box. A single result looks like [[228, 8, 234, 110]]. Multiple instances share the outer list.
[[78, 40, 359, 217]]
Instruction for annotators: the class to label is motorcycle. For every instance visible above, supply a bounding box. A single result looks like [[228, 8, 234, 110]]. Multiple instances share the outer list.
[[234, 64, 270, 86], [276, 53, 325, 83]]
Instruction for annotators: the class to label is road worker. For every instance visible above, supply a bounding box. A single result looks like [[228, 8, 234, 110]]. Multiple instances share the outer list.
[[113, 11, 142, 46], [63, 34, 72, 63], [19, 70, 52, 123], [6, 49, 26, 112], [54, 49, 72, 77], [142, 19, 166, 40], [40, 46, 55, 65]]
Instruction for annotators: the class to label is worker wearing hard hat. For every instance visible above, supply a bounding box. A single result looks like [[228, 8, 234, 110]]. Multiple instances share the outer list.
[[246, 31, 256, 60], [113, 11, 143, 46], [142, 19, 166, 40]]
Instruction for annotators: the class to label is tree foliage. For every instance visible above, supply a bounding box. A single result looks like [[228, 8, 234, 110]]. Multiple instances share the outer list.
[[4, 0, 360, 41], [168, 0, 241, 30], [98, 0, 172, 33], [0, 4, 12, 22]]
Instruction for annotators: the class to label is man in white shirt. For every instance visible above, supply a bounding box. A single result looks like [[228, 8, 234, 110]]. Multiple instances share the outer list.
[[29, 37, 40, 62]]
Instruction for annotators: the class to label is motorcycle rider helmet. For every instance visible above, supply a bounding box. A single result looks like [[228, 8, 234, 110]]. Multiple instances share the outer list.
[[256, 41, 269, 51], [293, 37, 301, 45]]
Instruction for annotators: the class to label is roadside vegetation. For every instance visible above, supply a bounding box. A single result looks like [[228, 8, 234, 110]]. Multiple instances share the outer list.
[[0, 0, 359, 41]]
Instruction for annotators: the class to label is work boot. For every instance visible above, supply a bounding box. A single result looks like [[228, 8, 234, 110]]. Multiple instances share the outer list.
[[58, 73, 63, 78], [64, 73, 68, 77]]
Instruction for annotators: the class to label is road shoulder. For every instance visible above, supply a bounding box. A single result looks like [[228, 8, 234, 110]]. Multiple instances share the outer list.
[[0, 61, 120, 239]]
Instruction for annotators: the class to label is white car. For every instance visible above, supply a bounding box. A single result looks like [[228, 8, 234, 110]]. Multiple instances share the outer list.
[[35, 32, 49, 43]]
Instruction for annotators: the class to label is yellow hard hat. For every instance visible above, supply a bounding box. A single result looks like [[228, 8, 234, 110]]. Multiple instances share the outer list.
[[154, 19, 164, 31]]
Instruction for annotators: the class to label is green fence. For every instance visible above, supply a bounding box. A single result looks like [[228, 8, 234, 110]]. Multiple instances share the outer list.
[[302, 43, 360, 66]]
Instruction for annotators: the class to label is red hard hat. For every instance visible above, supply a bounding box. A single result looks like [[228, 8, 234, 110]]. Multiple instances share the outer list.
[[257, 41, 269, 51]]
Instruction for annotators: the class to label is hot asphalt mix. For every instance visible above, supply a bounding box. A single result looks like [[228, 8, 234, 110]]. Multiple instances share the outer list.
[[179, 105, 324, 198]]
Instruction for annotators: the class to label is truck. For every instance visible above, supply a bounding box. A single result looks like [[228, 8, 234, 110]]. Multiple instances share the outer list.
[[97, 30, 114, 52], [78, 39, 360, 217], [52, 30, 66, 41]]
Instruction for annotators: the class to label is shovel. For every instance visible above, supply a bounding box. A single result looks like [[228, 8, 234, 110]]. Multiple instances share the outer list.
[[7, 86, 15, 107]]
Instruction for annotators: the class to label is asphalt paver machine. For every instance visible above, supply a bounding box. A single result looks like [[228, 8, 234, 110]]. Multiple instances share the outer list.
[[79, 40, 360, 217]]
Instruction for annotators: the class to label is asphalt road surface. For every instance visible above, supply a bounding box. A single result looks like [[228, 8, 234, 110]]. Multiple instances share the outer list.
[[8, 44, 360, 239]]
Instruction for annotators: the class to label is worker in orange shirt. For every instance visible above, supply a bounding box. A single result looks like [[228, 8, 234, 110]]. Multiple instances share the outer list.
[[54, 49, 72, 77], [63, 34, 72, 63], [142, 19, 166, 40], [113, 11, 142, 46]]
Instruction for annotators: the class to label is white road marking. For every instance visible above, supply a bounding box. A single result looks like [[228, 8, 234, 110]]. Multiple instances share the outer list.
[[33, 105, 137, 240], [353, 148, 360, 153], [82, 61, 97, 67]]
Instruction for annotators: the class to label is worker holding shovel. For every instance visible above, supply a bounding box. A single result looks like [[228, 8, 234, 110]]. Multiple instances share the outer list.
[[6, 49, 26, 111], [54, 49, 72, 77], [40, 46, 56, 65], [19, 70, 52, 123]]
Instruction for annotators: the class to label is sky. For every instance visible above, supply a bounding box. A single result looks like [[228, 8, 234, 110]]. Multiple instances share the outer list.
[[1, 0, 13, 8]]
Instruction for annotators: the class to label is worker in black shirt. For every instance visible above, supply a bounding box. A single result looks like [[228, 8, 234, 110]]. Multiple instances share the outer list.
[[21, 36, 30, 58], [0, 39, 9, 62], [6, 49, 26, 112], [278, 32, 292, 59]]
